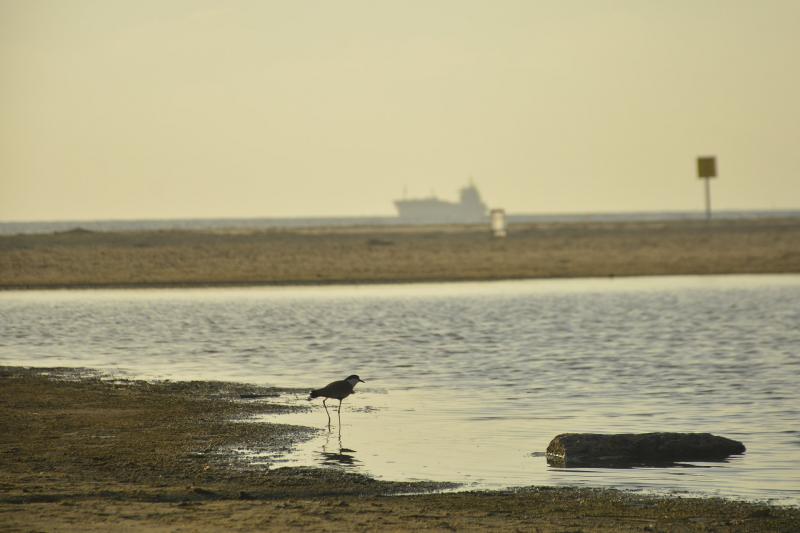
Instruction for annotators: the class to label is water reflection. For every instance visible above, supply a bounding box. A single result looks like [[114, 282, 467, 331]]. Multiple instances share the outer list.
[[546, 458, 717, 469], [318, 432, 360, 467]]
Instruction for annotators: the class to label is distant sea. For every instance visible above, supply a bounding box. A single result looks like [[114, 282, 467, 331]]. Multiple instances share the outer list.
[[1, 210, 798, 236]]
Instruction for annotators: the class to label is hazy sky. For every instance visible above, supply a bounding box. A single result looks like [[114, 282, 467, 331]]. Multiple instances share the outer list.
[[2, 0, 799, 221]]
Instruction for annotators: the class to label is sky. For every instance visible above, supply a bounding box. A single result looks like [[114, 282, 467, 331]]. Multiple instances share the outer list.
[[1, 0, 799, 221]]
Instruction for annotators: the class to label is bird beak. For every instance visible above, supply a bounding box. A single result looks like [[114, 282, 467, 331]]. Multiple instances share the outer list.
[[359, 378, 366, 383]]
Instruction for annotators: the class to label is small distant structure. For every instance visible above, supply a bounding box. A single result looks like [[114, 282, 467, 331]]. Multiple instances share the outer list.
[[697, 156, 717, 220], [490, 208, 507, 238], [394, 182, 488, 223]]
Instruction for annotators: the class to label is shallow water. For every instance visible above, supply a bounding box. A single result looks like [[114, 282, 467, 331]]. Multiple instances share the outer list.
[[1, 275, 799, 504]]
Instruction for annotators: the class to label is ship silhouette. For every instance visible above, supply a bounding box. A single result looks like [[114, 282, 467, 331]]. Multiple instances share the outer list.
[[394, 183, 488, 223]]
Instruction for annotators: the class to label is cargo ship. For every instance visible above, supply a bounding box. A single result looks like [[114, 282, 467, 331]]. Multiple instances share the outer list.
[[394, 183, 488, 223]]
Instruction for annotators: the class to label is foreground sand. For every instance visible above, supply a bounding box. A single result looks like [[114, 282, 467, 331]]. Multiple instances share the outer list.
[[1, 218, 799, 288], [1, 367, 798, 532]]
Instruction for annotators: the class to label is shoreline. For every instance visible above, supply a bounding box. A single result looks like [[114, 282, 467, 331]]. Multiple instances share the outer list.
[[5, 271, 799, 293], [3, 270, 800, 292], [1, 366, 798, 531], [2, 218, 799, 290]]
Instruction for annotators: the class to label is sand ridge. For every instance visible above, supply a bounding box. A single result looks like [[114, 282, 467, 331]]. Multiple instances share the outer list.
[[1, 218, 799, 288]]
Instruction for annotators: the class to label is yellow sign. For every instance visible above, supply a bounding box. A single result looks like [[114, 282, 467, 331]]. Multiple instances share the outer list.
[[697, 156, 717, 178]]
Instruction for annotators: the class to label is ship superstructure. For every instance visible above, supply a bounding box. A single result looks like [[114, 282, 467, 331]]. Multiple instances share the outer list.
[[394, 183, 488, 223]]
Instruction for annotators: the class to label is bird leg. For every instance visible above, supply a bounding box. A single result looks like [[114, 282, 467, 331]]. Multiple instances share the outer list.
[[322, 398, 331, 428], [338, 399, 343, 429]]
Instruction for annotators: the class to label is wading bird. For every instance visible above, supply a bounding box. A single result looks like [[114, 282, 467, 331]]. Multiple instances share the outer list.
[[309, 374, 365, 428]]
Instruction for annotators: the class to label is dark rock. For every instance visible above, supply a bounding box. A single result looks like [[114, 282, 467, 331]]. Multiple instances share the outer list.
[[191, 486, 220, 498], [56, 227, 94, 235], [546, 432, 745, 467]]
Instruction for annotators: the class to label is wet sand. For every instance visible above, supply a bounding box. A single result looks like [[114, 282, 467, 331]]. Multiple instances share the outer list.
[[2, 367, 798, 532], [1, 217, 799, 288]]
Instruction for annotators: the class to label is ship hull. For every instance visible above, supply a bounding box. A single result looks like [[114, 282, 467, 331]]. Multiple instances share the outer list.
[[394, 200, 487, 223]]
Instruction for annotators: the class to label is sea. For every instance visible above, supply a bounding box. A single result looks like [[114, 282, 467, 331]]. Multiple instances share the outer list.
[[1, 209, 798, 235], [1, 274, 798, 505]]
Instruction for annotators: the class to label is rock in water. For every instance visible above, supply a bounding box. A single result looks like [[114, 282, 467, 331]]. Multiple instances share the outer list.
[[546, 432, 746, 467]]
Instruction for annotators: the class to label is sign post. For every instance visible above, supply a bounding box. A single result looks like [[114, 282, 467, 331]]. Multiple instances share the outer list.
[[490, 208, 507, 238], [697, 156, 717, 221]]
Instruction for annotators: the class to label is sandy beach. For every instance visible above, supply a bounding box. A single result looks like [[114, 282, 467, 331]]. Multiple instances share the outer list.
[[2, 367, 799, 532], [1, 218, 799, 289]]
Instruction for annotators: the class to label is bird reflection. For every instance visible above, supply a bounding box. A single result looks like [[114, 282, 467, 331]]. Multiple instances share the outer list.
[[317, 432, 360, 467]]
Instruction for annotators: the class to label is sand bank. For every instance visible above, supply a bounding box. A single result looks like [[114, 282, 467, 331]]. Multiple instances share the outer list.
[[1, 367, 798, 532], [1, 218, 799, 289]]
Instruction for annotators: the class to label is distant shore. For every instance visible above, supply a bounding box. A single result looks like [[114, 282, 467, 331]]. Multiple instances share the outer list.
[[2, 366, 798, 532], [1, 217, 799, 289]]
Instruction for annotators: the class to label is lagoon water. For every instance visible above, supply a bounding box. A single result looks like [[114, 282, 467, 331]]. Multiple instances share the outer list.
[[1, 275, 799, 505]]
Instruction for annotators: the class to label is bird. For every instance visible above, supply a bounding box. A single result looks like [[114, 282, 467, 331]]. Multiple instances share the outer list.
[[309, 374, 365, 428]]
